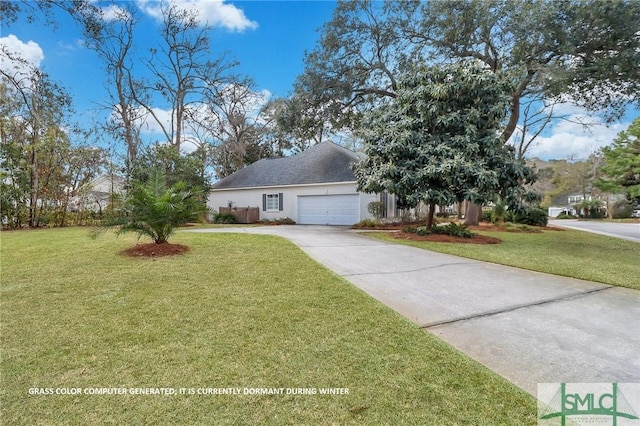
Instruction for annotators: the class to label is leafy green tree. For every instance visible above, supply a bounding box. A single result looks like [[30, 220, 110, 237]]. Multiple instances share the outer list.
[[130, 144, 209, 194], [98, 168, 204, 244], [1, 63, 104, 228], [298, 0, 639, 141], [574, 198, 604, 218], [406, 0, 639, 136], [595, 118, 640, 204], [1, 84, 30, 228], [354, 63, 534, 230], [298, 0, 638, 224]]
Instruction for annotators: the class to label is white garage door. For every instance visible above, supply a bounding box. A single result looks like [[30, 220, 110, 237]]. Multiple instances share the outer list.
[[297, 194, 361, 225]]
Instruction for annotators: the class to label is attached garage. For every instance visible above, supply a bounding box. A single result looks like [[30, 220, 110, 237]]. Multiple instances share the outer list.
[[297, 194, 361, 225], [208, 142, 378, 225]]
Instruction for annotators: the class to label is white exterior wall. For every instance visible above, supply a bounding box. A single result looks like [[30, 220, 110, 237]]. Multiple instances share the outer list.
[[548, 207, 564, 218], [208, 182, 378, 224], [548, 206, 576, 218]]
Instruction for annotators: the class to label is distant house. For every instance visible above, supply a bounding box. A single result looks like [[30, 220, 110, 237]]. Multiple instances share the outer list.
[[567, 194, 595, 205], [547, 206, 576, 218], [69, 174, 124, 213], [548, 192, 625, 218], [207, 142, 379, 225]]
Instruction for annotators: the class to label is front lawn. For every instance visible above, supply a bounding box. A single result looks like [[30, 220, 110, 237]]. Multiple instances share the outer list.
[[365, 228, 640, 290], [1, 228, 535, 424]]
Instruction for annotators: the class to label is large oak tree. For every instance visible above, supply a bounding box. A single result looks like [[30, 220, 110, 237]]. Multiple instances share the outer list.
[[298, 0, 639, 224], [299, 0, 639, 139]]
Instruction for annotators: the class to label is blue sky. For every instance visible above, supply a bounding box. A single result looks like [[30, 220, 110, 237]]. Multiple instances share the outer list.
[[1, 1, 335, 112], [1, 0, 637, 161]]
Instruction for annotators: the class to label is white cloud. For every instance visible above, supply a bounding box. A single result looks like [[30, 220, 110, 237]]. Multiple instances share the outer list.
[[99, 4, 132, 22], [114, 85, 271, 153], [136, 0, 258, 32], [0, 35, 45, 91], [510, 98, 636, 160], [231, 86, 272, 119], [56, 39, 86, 54], [135, 0, 164, 20], [0, 34, 45, 72], [521, 116, 630, 160], [138, 107, 173, 136], [133, 106, 202, 153]]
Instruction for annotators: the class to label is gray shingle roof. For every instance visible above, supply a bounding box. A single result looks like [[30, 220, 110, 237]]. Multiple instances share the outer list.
[[211, 141, 363, 190]]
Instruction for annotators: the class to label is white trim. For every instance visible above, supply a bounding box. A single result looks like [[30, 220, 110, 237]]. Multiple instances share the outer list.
[[265, 193, 280, 212]]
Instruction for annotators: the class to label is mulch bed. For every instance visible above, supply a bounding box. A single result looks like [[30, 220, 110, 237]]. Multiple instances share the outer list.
[[391, 231, 502, 244], [467, 223, 542, 233], [359, 221, 558, 244], [122, 242, 189, 257]]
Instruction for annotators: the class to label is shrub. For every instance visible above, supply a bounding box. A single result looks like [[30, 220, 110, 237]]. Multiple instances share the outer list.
[[402, 226, 429, 236], [525, 208, 549, 226], [508, 208, 548, 227], [588, 209, 606, 219], [403, 222, 475, 238], [431, 222, 475, 238], [367, 201, 385, 221], [260, 217, 296, 225], [612, 203, 633, 219], [491, 201, 506, 224], [353, 218, 378, 228], [481, 210, 492, 223], [272, 217, 296, 225], [212, 212, 237, 224], [556, 213, 576, 219]]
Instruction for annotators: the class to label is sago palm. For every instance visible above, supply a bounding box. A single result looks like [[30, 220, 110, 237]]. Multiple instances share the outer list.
[[95, 168, 204, 244]]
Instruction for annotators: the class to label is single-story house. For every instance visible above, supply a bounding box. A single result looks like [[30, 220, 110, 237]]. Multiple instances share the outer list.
[[207, 141, 379, 225]]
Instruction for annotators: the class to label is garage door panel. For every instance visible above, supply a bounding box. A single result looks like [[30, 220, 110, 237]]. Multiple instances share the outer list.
[[297, 194, 360, 225]]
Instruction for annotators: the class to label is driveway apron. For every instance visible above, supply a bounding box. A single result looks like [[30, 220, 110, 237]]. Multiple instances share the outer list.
[[188, 225, 640, 396]]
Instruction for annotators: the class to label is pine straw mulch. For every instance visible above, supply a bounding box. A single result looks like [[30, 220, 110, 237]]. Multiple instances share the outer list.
[[122, 242, 189, 257], [359, 221, 561, 245], [391, 231, 502, 244]]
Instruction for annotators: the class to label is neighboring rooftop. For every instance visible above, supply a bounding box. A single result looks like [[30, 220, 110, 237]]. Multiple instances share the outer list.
[[211, 141, 363, 190]]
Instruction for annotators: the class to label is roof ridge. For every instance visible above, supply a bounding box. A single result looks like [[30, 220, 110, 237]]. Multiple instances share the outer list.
[[211, 141, 361, 190]]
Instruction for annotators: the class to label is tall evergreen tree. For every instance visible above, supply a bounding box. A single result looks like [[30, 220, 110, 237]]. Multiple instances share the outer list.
[[354, 63, 534, 230]]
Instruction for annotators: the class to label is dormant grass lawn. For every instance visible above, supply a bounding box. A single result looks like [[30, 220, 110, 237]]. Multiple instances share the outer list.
[[1, 227, 535, 425], [366, 227, 640, 290]]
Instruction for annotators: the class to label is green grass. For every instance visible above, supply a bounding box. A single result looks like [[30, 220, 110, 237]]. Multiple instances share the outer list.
[[366, 228, 640, 290], [1, 228, 535, 425]]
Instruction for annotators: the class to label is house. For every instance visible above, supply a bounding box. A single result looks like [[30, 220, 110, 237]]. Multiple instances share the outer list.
[[207, 141, 379, 225], [69, 173, 124, 213], [547, 192, 626, 218]]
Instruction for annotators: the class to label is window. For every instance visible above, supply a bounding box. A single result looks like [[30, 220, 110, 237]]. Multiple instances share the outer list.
[[263, 193, 283, 211], [266, 194, 279, 211]]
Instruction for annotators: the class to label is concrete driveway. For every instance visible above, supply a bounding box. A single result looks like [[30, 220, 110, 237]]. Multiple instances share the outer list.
[[188, 225, 640, 396], [550, 219, 640, 243]]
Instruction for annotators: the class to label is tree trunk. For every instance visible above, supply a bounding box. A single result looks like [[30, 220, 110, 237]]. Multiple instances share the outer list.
[[463, 202, 482, 226], [457, 201, 463, 220], [426, 202, 436, 230], [29, 137, 38, 227]]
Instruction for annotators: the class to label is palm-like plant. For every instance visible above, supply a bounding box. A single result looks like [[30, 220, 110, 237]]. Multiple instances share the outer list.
[[95, 168, 204, 244], [574, 198, 603, 218]]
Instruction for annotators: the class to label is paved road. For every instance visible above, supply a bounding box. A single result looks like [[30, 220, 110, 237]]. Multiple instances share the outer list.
[[187, 226, 640, 396], [550, 219, 640, 243]]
